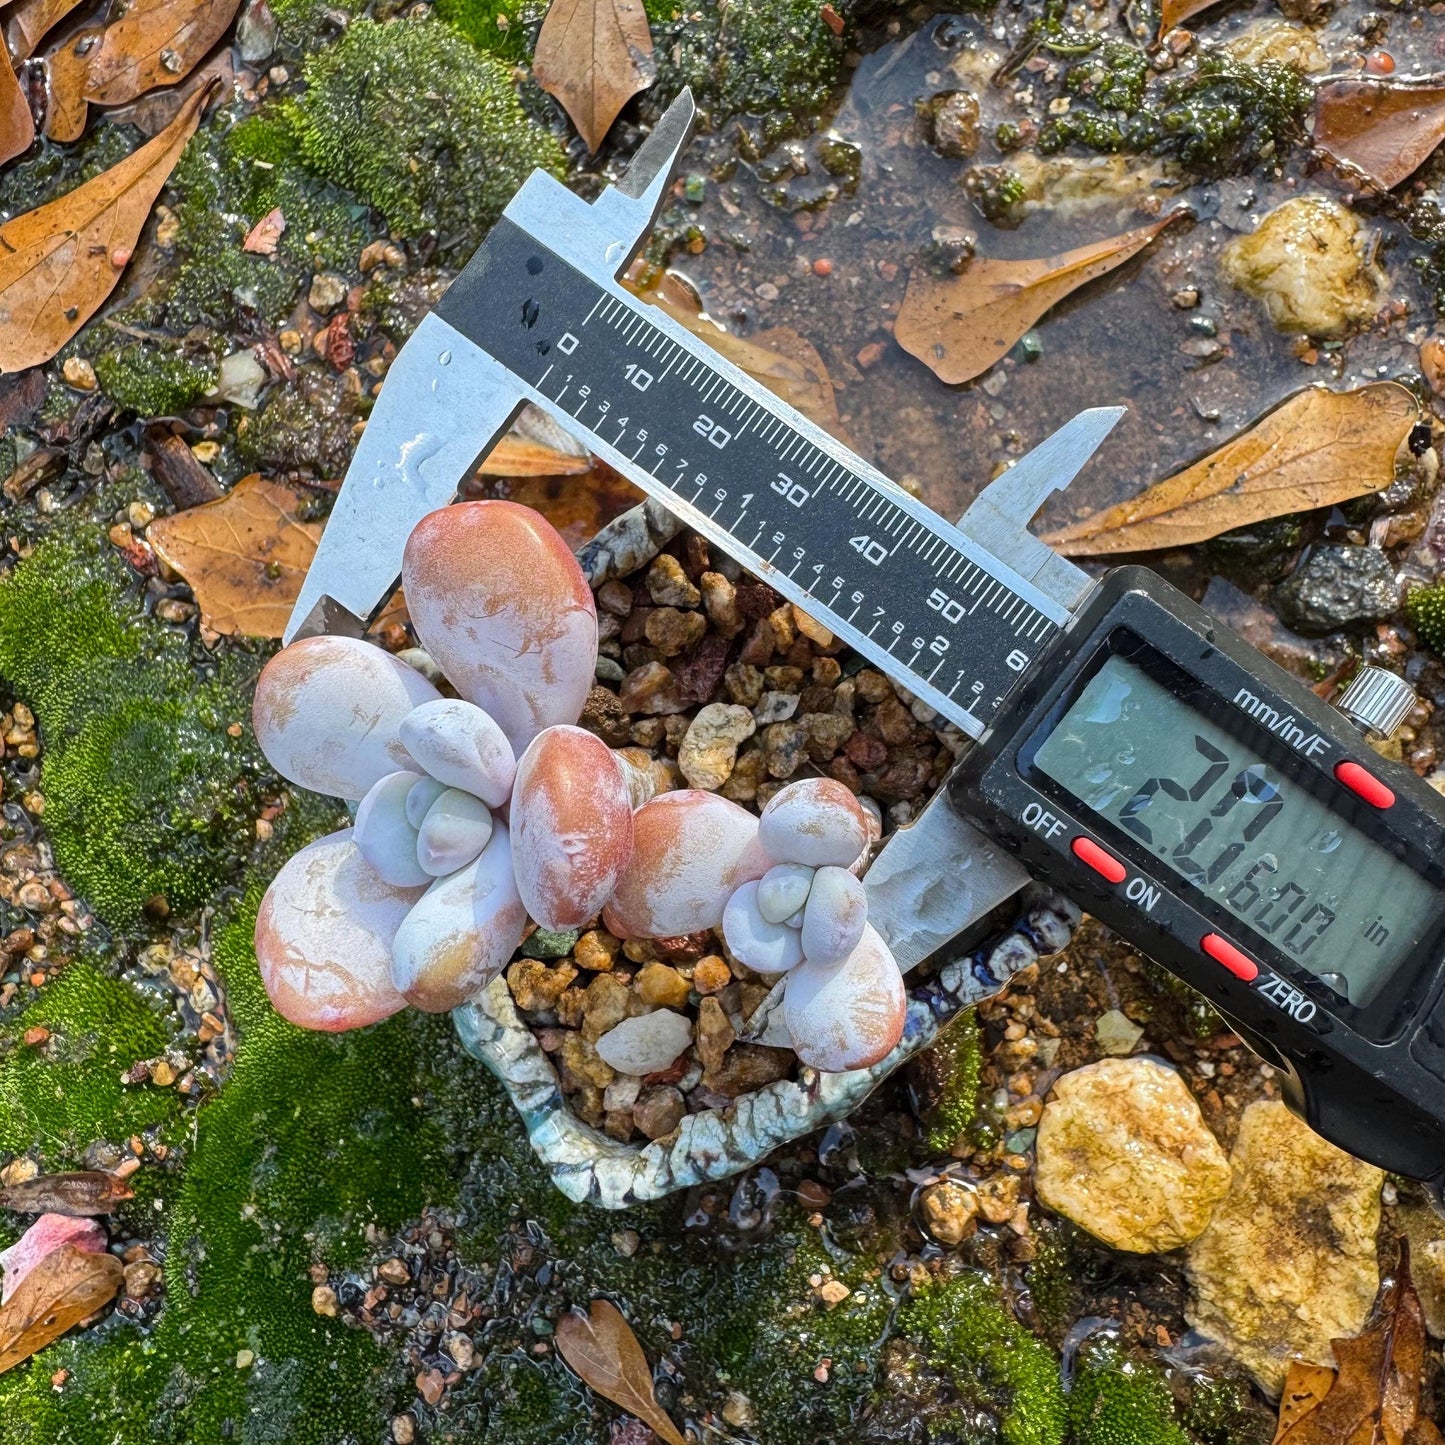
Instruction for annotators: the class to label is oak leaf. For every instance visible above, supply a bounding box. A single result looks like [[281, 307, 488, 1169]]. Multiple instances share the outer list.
[[6, 0, 84, 60], [533, 0, 655, 154], [1042, 383, 1419, 555], [148, 474, 328, 638], [0, 1171, 134, 1216], [0, 80, 211, 372], [1274, 1245, 1445, 1445], [3, 1243, 120, 1367], [82, 0, 242, 106], [0, 44, 33, 165], [0, 1245, 123, 1375], [896, 210, 1187, 386], [555, 1299, 685, 1445], [1313, 77, 1445, 192], [1272, 1362, 1337, 1442], [42, 27, 99, 142]]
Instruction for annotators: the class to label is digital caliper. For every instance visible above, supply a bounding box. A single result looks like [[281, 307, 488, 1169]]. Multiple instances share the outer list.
[[287, 90, 1445, 1191]]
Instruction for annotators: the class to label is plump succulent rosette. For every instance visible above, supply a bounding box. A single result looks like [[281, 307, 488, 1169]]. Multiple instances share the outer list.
[[252, 500, 635, 1027], [602, 778, 907, 1073], [251, 498, 906, 1076]]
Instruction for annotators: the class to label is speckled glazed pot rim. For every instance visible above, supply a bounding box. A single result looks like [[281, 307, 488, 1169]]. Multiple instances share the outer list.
[[452, 888, 1078, 1208]]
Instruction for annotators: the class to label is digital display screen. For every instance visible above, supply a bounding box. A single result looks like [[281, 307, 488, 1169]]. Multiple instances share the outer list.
[[1033, 654, 1439, 1005]]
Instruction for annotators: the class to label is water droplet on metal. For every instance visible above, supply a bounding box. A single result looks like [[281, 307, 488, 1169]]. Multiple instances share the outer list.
[[438, 350, 451, 366]]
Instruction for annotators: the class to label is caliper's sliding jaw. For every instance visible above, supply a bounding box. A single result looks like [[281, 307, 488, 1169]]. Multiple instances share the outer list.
[[285, 90, 701, 643]]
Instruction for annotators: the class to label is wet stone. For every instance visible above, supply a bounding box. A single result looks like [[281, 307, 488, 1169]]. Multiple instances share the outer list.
[[308, 272, 348, 314], [1272, 545, 1400, 635], [918, 1180, 978, 1246], [929, 90, 981, 158], [633, 1084, 686, 1140], [646, 554, 701, 608]]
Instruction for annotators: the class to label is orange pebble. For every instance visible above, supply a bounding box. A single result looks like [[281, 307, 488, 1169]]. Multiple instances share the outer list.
[[1366, 50, 1395, 74], [111, 248, 132, 268], [812, 257, 833, 276]]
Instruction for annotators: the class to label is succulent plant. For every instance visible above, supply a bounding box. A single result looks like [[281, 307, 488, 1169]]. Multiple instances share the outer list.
[[252, 498, 906, 1073]]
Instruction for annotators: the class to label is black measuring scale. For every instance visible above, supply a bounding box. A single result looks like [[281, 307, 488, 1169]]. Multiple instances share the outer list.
[[291, 89, 1445, 1191]]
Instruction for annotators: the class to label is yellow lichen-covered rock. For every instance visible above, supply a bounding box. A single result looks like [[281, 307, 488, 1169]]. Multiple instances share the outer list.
[[1186, 1099, 1383, 1394], [1221, 20, 1327, 74], [1034, 1058, 1231, 1253], [1220, 195, 1383, 337]]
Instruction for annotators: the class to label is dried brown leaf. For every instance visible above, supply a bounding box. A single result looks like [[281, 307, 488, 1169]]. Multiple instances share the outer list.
[[0, 1245, 123, 1374], [0, 1171, 133, 1216], [1272, 1362, 1336, 1443], [42, 27, 98, 142], [555, 1299, 685, 1445], [243, 205, 285, 256], [6, 0, 84, 60], [896, 211, 1185, 386], [107, 48, 234, 136], [1042, 383, 1419, 555], [1313, 77, 1445, 192], [148, 474, 326, 638], [1157, 0, 1226, 37], [82, 0, 241, 106], [477, 435, 594, 477], [533, 0, 654, 153], [0, 43, 34, 165], [1275, 1245, 1439, 1445], [0, 80, 210, 371]]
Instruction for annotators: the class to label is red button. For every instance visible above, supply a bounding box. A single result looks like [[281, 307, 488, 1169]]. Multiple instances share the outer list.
[[1334, 760, 1395, 809], [1071, 836, 1126, 884], [1201, 933, 1259, 982]]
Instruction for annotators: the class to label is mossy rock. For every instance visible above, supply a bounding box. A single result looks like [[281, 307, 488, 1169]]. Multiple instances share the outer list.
[[1407, 581, 1445, 656], [289, 15, 566, 246], [1067, 1339, 1190, 1445]]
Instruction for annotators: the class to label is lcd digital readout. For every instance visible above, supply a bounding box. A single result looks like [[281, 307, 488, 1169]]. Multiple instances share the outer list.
[[1034, 654, 1439, 1004]]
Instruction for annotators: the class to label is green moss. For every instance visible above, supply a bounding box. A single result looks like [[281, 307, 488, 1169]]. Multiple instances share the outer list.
[[921, 1008, 983, 1153], [1182, 1373, 1273, 1445], [901, 1272, 1067, 1445], [0, 123, 137, 219], [657, 0, 850, 136], [0, 514, 289, 930], [289, 16, 565, 245], [1041, 55, 1310, 173], [93, 342, 219, 417], [0, 900, 471, 1445], [1068, 1340, 1189, 1445], [0, 963, 183, 1166], [433, 0, 547, 61], [965, 164, 1029, 225], [1407, 581, 1445, 654]]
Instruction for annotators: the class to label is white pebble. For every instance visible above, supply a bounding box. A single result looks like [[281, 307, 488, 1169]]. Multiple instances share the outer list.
[[398, 697, 516, 808], [354, 771, 430, 887], [756, 862, 814, 924], [416, 788, 494, 876], [800, 866, 867, 967], [595, 1010, 694, 1076], [758, 778, 870, 868], [723, 881, 804, 975]]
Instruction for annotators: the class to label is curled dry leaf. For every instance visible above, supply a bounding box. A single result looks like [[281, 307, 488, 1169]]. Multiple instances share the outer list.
[[896, 210, 1187, 386], [1273, 1244, 1445, 1445], [1313, 77, 1445, 192], [243, 206, 285, 256], [1042, 383, 1419, 555], [554, 1298, 686, 1445], [42, 27, 100, 142], [0, 79, 211, 372], [533, 0, 655, 154], [82, 0, 242, 105], [0, 1245, 124, 1375], [0, 44, 34, 165], [0, 1170, 135, 1216], [6, 0, 84, 60]]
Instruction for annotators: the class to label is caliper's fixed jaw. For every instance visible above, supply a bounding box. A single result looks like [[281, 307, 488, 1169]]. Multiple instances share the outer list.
[[283, 91, 700, 645]]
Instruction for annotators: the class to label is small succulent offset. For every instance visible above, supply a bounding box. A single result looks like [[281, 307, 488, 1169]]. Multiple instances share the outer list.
[[252, 500, 906, 1075]]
